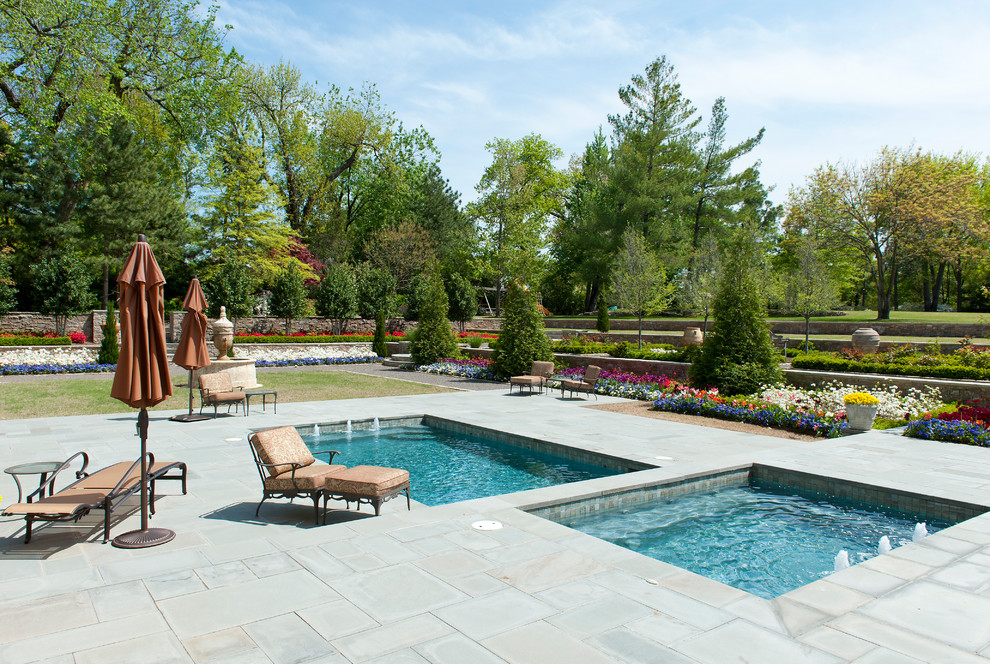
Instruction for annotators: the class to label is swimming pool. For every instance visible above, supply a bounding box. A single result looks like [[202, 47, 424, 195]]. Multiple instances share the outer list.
[[300, 418, 623, 506], [552, 474, 964, 599]]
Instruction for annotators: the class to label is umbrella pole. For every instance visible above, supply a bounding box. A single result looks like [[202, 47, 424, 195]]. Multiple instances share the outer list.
[[169, 369, 210, 422], [112, 408, 176, 549]]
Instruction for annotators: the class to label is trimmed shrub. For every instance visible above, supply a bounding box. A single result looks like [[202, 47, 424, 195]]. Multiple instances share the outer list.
[[491, 280, 554, 378], [445, 272, 477, 333], [315, 264, 357, 334], [690, 231, 781, 395], [31, 255, 93, 336], [269, 265, 308, 335], [596, 294, 610, 333], [410, 271, 458, 365], [97, 299, 119, 364], [373, 309, 387, 358]]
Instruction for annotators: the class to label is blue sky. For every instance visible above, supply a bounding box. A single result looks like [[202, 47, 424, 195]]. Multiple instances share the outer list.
[[214, 0, 990, 208]]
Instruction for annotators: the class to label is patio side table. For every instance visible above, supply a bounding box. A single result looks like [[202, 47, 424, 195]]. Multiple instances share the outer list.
[[4, 461, 63, 503], [245, 388, 278, 415]]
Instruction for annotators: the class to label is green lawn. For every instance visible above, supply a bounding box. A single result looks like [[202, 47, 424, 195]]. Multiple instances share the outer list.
[[0, 370, 452, 420]]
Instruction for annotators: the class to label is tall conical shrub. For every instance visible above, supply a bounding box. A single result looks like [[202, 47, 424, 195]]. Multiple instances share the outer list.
[[690, 230, 781, 395], [596, 294, 610, 333], [410, 271, 458, 366], [491, 280, 554, 378], [373, 309, 387, 358], [97, 299, 119, 365]]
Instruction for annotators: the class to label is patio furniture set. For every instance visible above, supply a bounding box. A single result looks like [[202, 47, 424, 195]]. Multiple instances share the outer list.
[[197, 372, 277, 417], [509, 361, 601, 399]]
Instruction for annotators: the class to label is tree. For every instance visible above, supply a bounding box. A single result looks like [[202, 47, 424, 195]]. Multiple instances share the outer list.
[[315, 264, 357, 334], [410, 270, 458, 366], [31, 255, 92, 335], [196, 123, 297, 285], [76, 118, 187, 307], [491, 280, 554, 378], [354, 263, 396, 354], [403, 273, 431, 322], [469, 134, 569, 314], [0, 247, 16, 314], [364, 220, 437, 294], [609, 229, 677, 348], [97, 298, 119, 365], [596, 293, 610, 333], [680, 233, 722, 333], [445, 273, 477, 334], [269, 265, 309, 334], [607, 56, 700, 250], [784, 235, 840, 352], [690, 230, 781, 395], [203, 260, 255, 320], [688, 97, 766, 252]]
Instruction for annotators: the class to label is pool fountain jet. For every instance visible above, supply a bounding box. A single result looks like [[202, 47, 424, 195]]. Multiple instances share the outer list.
[[878, 536, 892, 554], [834, 550, 850, 571], [912, 522, 929, 542], [372, 417, 380, 431], [346, 420, 352, 433], [313, 424, 320, 436]]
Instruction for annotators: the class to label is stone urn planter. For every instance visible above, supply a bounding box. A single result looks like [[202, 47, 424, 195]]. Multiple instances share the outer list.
[[845, 404, 879, 431], [851, 327, 881, 354], [683, 327, 704, 346], [212, 306, 234, 360]]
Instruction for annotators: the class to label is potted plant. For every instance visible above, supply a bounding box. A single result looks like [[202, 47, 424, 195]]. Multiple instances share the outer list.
[[843, 392, 880, 430]]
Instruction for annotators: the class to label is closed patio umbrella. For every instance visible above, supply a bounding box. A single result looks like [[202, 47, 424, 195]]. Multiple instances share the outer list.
[[110, 234, 175, 548], [170, 277, 211, 422]]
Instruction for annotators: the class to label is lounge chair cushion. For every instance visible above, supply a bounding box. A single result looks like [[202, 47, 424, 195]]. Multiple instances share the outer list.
[[1, 489, 108, 516], [509, 375, 542, 386], [75, 461, 179, 489], [267, 464, 346, 491], [325, 466, 409, 497], [251, 426, 316, 476]]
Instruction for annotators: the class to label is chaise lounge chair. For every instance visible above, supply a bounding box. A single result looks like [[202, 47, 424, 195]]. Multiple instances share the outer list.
[[560, 365, 601, 399], [198, 372, 247, 417], [509, 361, 555, 395], [249, 426, 346, 524], [2, 452, 188, 543]]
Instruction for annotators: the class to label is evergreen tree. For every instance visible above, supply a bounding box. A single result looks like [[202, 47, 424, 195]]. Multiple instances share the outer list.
[[410, 270, 458, 365], [31, 255, 93, 335], [403, 273, 431, 322], [0, 247, 17, 314], [491, 280, 554, 378], [690, 229, 781, 394], [445, 273, 477, 333], [373, 310, 387, 358], [204, 260, 255, 320], [97, 298, 119, 364], [315, 264, 357, 334], [596, 293, 610, 333], [269, 264, 309, 334]]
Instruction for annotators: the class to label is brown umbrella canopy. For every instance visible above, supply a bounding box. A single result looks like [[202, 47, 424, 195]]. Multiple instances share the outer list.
[[173, 278, 210, 371], [111, 238, 173, 408]]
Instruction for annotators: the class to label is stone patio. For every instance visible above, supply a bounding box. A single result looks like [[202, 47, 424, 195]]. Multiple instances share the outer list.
[[2, 385, 990, 663]]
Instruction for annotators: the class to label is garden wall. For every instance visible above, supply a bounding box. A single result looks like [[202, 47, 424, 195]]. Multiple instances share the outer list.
[[0, 311, 109, 342]]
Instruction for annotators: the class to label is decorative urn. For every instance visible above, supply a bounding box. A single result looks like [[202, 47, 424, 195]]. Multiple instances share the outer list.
[[683, 327, 704, 346], [212, 306, 234, 361], [843, 392, 880, 431], [851, 328, 881, 354]]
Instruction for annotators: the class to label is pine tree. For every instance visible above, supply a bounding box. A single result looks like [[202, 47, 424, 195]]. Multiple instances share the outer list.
[[491, 280, 554, 378], [97, 298, 119, 364], [690, 229, 781, 395], [410, 271, 458, 365]]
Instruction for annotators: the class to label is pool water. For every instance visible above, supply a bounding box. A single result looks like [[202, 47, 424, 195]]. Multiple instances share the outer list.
[[560, 480, 952, 599], [303, 423, 617, 506]]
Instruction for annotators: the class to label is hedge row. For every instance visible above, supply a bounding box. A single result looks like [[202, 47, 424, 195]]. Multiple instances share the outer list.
[[0, 336, 72, 346], [791, 354, 990, 381]]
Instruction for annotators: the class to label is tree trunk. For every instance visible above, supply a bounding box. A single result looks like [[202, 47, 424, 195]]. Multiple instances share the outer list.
[[637, 314, 643, 349], [804, 315, 811, 354], [922, 262, 933, 311], [931, 262, 946, 310], [102, 263, 110, 310], [955, 263, 964, 312]]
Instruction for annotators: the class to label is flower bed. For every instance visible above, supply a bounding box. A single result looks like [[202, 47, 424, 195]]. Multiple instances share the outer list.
[[254, 356, 381, 368], [903, 418, 990, 447], [0, 333, 73, 346], [754, 380, 941, 421], [792, 343, 990, 381], [417, 358, 500, 381], [653, 393, 848, 438], [0, 361, 117, 376]]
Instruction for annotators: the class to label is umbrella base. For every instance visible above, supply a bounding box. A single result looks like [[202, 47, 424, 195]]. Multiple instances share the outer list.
[[169, 413, 211, 422], [111, 527, 176, 549]]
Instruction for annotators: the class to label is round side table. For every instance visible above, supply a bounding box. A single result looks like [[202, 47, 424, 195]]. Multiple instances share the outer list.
[[4, 461, 63, 503]]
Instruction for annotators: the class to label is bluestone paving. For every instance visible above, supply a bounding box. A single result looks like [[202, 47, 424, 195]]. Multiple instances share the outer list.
[[3, 387, 990, 662]]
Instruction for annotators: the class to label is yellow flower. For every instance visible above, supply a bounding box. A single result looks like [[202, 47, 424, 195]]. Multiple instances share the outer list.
[[843, 392, 879, 405]]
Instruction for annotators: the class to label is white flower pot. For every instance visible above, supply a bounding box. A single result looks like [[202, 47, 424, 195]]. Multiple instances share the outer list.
[[846, 403, 878, 431]]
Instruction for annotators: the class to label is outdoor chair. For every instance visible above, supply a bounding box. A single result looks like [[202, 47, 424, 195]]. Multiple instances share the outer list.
[[248, 426, 346, 524], [198, 372, 247, 417], [509, 361, 555, 395], [2, 452, 187, 544], [561, 365, 602, 400]]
